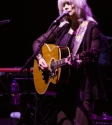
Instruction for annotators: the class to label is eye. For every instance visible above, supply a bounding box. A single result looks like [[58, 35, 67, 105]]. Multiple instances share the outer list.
[[63, 2, 72, 7]]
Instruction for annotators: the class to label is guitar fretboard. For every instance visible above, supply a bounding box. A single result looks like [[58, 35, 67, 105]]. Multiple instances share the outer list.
[[51, 58, 67, 69]]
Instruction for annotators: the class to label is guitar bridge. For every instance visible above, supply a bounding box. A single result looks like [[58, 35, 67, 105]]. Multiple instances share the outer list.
[[42, 70, 51, 83]]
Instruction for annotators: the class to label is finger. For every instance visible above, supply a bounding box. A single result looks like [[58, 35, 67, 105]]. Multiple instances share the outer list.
[[42, 62, 48, 67], [39, 65, 44, 70], [68, 61, 72, 65]]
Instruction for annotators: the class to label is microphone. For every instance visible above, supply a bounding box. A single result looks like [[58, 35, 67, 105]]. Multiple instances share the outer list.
[[107, 36, 112, 40], [54, 10, 69, 23], [0, 19, 11, 25]]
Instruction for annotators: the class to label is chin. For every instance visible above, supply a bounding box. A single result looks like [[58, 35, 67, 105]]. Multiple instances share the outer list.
[[69, 11, 75, 16]]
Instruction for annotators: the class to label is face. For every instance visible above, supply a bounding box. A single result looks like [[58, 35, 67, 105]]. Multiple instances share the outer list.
[[62, 0, 76, 18]]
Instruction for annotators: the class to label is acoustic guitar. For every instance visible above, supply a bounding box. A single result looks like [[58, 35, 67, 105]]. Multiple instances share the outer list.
[[33, 43, 71, 94], [33, 43, 97, 94]]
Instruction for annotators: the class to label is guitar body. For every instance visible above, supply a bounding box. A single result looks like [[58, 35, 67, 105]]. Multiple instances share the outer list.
[[33, 43, 70, 94]]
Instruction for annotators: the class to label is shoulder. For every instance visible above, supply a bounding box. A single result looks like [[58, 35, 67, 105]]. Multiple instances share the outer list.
[[88, 21, 99, 28], [87, 21, 100, 35]]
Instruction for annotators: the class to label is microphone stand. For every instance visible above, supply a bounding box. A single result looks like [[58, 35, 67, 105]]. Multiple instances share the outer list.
[[16, 22, 59, 125], [17, 23, 58, 77]]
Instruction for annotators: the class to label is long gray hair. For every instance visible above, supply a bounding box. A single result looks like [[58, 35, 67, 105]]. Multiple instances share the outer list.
[[58, 0, 97, 24]]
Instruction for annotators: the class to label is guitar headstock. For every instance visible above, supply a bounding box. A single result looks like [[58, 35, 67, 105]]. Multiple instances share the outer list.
[[67, 49, 99, 66], [79, 49, 99, 58], [70, 49, 99, 64]]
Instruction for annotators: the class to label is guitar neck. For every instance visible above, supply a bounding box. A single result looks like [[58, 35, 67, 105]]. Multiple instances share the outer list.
[[51, 58, 68, 69], [50, 52, 94, 69], [51, 54, 79, 69]]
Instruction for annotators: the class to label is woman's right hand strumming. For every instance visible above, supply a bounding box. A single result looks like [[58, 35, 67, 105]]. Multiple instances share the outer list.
[[38, 58, 48, 70], [36, 54, 48, 70]]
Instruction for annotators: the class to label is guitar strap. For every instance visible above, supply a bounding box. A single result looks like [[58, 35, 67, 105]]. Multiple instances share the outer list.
[[72, 20, 89, 56]]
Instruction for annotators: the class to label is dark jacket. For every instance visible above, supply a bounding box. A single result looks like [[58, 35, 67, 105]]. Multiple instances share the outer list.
[[33, 21, 104, 103]]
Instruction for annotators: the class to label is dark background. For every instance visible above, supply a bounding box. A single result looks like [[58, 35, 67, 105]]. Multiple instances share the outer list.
[[0, 0, 58, 67], [0, 0, 112, 117], [0, 0, 112, 67]]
